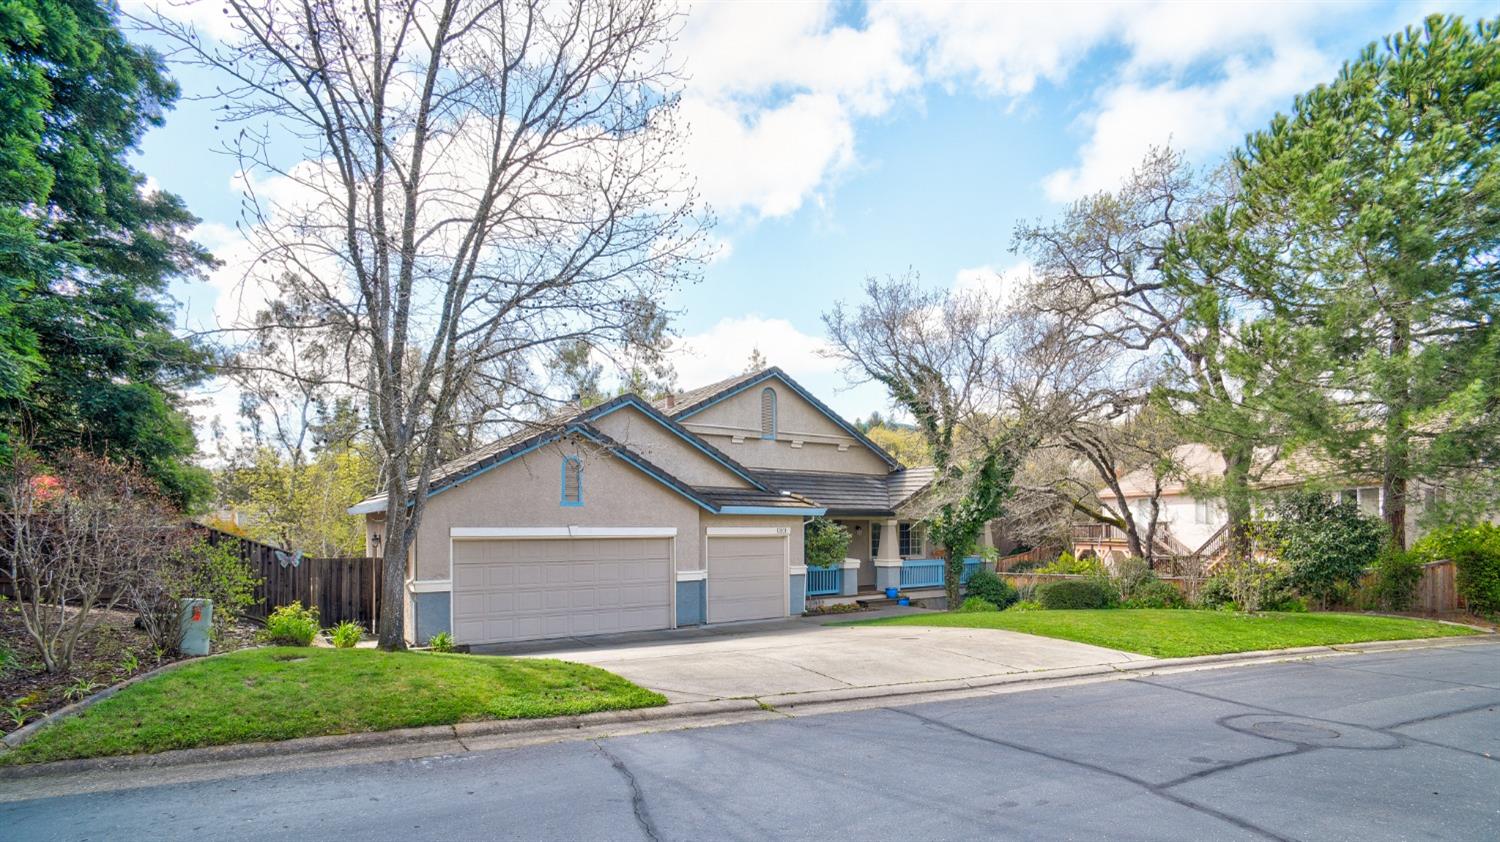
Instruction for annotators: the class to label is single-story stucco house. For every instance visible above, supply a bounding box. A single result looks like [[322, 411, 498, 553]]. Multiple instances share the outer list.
[[349, 367, 993, 646]]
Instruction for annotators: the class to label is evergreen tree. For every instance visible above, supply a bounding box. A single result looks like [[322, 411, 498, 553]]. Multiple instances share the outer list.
[[0, 0, 214, 507]]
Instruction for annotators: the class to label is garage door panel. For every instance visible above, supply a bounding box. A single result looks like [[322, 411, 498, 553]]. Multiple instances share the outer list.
[[451, 537, 672, 645], [707, 536, 786, 624]]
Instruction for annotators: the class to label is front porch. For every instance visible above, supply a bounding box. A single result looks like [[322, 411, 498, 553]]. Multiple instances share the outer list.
[[804, 555, 990, 602]]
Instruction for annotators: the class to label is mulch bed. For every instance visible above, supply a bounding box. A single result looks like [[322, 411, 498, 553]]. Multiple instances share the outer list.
[[1, 600, 258, 735]]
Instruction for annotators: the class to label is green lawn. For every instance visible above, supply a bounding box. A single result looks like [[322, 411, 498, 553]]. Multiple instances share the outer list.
[[2, 647, 666, 765], [847, 609, 1479, 658]]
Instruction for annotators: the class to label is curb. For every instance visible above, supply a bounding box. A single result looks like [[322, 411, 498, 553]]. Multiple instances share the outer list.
[[2, 634, 1492, 781]]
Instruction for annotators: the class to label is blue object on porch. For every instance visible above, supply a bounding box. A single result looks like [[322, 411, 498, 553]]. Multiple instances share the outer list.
[[885, 586, 900, 599], [898, 597, 910, 606], [806, 565, 841, 597], [899, 558, 944, 589]]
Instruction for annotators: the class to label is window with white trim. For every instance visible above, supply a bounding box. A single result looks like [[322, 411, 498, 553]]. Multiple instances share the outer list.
[[760, 387, 777, 439], [561, 456, 583, 506]]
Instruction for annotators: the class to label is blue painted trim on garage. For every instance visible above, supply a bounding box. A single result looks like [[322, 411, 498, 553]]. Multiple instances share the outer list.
[[413, 591, 451, 644], [676, 580, 706, 626], [789, 573, 807, 614]]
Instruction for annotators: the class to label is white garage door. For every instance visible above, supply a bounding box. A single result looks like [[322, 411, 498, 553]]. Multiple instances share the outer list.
[[706, 535, 787, 623], [451, 537, 672, 645]]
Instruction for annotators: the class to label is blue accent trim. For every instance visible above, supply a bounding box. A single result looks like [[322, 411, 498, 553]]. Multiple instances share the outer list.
[[760, 387, 777, 440], [806, 566, 840, 596], [718, 505, 827, 516], [560, 455, 583, 507], [676, 580, 706, 626], [675, 369, 899, 468], [589, 396, 768, 491]]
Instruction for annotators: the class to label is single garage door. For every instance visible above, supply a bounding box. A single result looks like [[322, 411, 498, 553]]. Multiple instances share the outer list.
[[706, 535, 786, 623], [451, 537, 672, 645]]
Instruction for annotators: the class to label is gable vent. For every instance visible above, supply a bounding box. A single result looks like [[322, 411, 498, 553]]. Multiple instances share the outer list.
[[760, 387, 777, 439]]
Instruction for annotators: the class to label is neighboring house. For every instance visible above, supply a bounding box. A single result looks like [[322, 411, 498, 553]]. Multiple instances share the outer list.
[[1075, 443, 1446, 563], [350, 367, 966, 646]]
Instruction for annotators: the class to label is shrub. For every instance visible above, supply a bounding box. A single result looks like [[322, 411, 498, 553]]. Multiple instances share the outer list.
[[1372, 545, 1424, 611], [1197, 574, 1234, 609], [804, 517, 853, 568], [130, 537, 261, 656], [1037, 578, 1119, 609], [428, 631, 455, 652], [259, 601, 320, 646], [1415, 523, 1500, 616], [1124, 578, 1188, 609], [1038, 550, 1104, 576], [1110, 556, 1154, 600], [959, 596, 998, 612], [1012, 599, 1044, 612], [1262, 491, 1386, 607], [329, 620, 364, 649], [964, 569, 1018, 609]]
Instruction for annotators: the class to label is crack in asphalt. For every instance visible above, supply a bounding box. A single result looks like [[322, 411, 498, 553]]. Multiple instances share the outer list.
[[1131, 676, 1499, 763], [1299, 658, 1500, 692], [889, 707, 1293, 841], [593, 741, 660, 842]]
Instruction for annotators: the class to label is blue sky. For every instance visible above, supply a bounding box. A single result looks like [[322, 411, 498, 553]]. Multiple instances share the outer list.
[[124, 0, 1484, 441]]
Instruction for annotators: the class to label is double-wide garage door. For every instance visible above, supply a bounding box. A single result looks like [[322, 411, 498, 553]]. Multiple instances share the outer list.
[[452, 537, 672, 645]]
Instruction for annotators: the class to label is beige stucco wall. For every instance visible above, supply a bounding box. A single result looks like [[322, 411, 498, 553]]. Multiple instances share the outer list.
[[680, 383, 891, 474], [406, 435, 704, 581], [591, 404, 753, 489], [699, 513, 807, 570]]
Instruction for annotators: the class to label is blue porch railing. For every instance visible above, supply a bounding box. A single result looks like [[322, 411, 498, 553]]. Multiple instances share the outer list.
[[900, 556, 987, 590], [806, 565, 841, 596]]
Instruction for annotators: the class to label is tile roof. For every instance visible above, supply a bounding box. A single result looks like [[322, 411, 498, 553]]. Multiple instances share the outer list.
[[753, 468, 937, 515], [698, 487, 822, 509]]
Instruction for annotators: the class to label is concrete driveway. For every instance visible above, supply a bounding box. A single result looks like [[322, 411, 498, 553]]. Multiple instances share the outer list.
[[473, 608, 1150, 701]]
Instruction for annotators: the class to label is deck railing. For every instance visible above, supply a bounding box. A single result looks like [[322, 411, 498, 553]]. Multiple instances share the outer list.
[[806, 565, 841, 596], [898, 556, 987, 590]]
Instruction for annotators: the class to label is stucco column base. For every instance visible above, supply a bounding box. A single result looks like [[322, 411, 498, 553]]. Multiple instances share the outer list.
[[874, 560, 902, 592], [840, 558, 861, 596]]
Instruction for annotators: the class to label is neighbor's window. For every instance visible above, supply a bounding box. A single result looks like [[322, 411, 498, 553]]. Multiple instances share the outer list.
[[1194, 498, 1217, 525], [760, 387, 777, 439], [561, 456, 583, 506]]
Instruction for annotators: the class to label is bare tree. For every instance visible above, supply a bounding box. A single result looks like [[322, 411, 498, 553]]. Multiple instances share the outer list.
[[824, 272, 1040, 605], [1012, 147, 1279, 565], [143, 0, 707, 648], [1, 451, 186, 673]]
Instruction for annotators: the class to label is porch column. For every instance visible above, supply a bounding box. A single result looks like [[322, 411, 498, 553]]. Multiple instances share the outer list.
[[840, 558, 860, 596], [875, 517, 903, 591]]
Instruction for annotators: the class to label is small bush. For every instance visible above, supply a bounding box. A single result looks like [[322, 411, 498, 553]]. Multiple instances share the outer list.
[[1037, 578, 1119, 609], [428, 631, 455, 652], [1012, 599, 1044, 612], [259, 601, 320, 646], [329, 620, 364, 649], [1371, 545, 1423, 611], [964, 569, 1018, 609], [1124, 578, 1188, 609], [959, 596, 998, 613], [1414, 523, 1500, 616], [1198, 575, 1234, 609], [804, 517, 853, 568], [1038, 550, 1104, 576]]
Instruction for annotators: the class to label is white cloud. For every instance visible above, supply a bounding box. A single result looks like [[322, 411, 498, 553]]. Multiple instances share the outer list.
[[676, 2, 916, 220], [670, 315, 838, 385], [952, 262, 1033, 307], [1043, 43, 1336, 201]]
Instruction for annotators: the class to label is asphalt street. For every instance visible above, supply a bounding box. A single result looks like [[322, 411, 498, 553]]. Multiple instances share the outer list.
[[4, 642, 1498, 841]]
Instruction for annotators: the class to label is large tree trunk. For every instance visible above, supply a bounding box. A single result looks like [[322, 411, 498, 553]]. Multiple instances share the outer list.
[[1222, 445, 1255, 564], [378, 462, 413, 650], [1383, 313, 1411, 549]]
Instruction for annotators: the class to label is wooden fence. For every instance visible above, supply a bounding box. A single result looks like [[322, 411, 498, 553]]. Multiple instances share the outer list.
[[1414, 560, 1462, 614], [198, 528, 383, 629]]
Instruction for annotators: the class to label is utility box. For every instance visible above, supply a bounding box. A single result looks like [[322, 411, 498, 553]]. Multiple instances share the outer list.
[[179, 598, 213, 656]]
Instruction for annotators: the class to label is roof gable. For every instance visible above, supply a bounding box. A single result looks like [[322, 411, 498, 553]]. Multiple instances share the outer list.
[[665, 368, 901, 470]]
